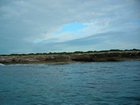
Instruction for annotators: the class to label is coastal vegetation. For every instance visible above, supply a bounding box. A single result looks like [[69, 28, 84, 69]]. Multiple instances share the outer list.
[[0, 49, 140, 56]]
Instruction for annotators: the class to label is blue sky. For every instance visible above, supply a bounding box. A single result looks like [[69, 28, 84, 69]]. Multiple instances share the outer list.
[[0, 0, 140, 54]]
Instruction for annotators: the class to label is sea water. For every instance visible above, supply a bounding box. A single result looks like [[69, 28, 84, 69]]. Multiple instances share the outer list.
[[0, 60, 140, 105]]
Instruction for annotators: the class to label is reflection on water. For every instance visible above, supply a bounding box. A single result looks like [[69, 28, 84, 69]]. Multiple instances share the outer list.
[[0, 61, 140, 105]]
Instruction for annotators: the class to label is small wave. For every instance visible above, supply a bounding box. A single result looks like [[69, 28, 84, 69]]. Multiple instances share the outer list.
[[0, 63, 4, 66], [6, 63, 49, 67], [121, 96, 140, 101]]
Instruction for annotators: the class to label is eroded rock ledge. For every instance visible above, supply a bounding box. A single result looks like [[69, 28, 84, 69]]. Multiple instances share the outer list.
[[0, 51, 140, 64]]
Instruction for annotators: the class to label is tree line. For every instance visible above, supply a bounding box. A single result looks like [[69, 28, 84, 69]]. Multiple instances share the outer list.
[[0, 49, 140, 56]]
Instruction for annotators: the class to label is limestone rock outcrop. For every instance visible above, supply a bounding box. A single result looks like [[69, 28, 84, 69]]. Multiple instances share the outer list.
[[0, 51, 140, 64]]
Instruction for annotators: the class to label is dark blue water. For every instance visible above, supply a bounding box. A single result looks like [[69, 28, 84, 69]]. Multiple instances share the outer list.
[[0, 61, 140, 105]]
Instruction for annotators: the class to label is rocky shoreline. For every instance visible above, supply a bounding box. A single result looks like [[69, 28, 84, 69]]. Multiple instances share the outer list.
[[0, 51, 140, 64]]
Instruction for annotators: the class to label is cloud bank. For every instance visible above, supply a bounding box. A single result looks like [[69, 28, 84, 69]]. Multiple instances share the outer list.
[[0, 0, 140, 54]]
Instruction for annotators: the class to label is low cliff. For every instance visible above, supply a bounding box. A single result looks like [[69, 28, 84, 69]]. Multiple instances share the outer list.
[[0, 51, 140, 64], [71, 51, 140, 61]]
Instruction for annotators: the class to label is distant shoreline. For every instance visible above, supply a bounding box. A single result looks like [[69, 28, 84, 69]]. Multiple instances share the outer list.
[[0, 50, 140, 64]]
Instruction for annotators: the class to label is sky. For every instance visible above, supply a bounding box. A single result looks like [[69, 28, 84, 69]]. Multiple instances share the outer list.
[[0, 0, 140, 54]]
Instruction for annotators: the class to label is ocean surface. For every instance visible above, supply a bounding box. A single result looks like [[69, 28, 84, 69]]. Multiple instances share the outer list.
[[0, 60, 140, 105]]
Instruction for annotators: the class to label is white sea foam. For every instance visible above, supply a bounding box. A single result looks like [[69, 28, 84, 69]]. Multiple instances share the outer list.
[[0, 63, 4, 66]]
